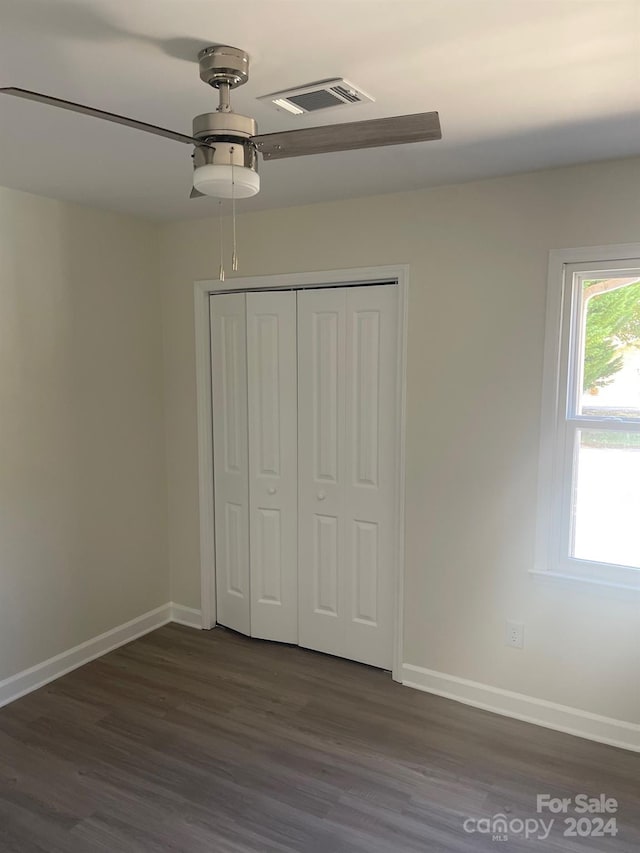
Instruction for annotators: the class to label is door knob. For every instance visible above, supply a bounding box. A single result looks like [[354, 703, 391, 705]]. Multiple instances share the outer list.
[[267, 487, 277, 495], [317, 491, 326, 501]]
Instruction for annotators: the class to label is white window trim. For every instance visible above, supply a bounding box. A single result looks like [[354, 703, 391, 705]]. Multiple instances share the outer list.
[[535, 243, 640, 591]]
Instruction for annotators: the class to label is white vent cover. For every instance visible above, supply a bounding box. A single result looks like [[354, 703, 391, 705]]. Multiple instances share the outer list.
[[258, 79, 374, 116]]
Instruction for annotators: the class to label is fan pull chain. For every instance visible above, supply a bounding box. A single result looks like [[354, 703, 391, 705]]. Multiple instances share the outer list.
[[218, 200, 225, 281], [231, 156, 238, 272]]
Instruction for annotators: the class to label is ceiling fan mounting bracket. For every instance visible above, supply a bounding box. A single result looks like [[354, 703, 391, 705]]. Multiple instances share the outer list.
[[198, 45, 250, 90]]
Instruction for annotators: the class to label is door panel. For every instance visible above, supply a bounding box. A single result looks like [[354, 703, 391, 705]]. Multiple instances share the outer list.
[[254, 508, 282, 603], [352, 310, 380, 487], [353, 520, 379, 624], [247, 290, 298, 642], [210, 293, 250, 635], [314, 311, 340, 483], [344, 285, 398, 667], [314, 513, 339, 615], [298, 284, 398, 669], [298, 288, 347, 659]]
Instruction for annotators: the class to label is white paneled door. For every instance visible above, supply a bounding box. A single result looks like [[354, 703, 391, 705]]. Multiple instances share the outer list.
[[246, 290, 298, 643], [210, 292, 251, 636], [210, 283, 399, 669], [297, 285, 398, 669]]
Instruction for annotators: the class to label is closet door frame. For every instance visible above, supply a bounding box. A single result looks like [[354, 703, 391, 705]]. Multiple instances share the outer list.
[[194, 265, 409, 681]]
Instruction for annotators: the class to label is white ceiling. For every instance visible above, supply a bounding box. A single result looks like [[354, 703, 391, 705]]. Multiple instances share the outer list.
[[1, 0, 639, 221]]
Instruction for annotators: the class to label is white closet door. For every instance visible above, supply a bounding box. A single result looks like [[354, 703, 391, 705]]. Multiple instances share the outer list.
[[297, 285, 398, 669], [210, 293, 250, 635], [246, 290, 298, 643]]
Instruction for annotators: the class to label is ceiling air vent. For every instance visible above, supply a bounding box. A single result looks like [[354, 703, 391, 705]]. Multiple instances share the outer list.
[[258, 79, 374, 116]]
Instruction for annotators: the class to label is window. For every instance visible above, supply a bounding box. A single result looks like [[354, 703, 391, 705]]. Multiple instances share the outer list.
[[536, 247, 640, 589]]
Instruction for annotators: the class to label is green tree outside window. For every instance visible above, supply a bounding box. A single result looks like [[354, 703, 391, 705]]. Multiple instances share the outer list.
[[582, 279, 640, 392]]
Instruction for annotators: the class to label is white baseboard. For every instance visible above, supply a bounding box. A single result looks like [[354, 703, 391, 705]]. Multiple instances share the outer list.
[[6, 614, 633, 752], [402, 663, 639, 753], [0, 601, 203, 710], [170, 602, 203, 629]]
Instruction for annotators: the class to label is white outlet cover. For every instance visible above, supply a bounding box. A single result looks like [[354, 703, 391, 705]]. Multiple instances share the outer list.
[[505, 620, 525, 649]]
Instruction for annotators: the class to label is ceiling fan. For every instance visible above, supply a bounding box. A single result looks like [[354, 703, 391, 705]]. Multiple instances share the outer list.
[[0, 45, 442, 201]]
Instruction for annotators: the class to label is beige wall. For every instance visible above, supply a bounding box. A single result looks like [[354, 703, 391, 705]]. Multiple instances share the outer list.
[[0, 187, 169, 679], [160, 157, 640, 725]]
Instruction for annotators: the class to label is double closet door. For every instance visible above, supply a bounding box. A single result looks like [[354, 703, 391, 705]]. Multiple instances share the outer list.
[[210, 284, 398, 670]]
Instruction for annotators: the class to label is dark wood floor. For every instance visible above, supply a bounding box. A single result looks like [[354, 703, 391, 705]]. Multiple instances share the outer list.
[[0, 625, 637, 852]]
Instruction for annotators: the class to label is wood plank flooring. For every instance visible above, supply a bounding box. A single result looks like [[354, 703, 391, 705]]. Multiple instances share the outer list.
[[0, 625, 637, 852]]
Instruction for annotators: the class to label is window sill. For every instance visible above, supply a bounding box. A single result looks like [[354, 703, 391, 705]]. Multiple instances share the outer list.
[[530, 568, 640, 593]]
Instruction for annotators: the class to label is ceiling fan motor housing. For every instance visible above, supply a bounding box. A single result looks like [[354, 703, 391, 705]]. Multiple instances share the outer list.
[[192, 112, 258, 169], [192, 111, 259, 197]]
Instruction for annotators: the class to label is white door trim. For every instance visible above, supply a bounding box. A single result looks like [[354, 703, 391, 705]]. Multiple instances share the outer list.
[[193, 265, 409, 681]]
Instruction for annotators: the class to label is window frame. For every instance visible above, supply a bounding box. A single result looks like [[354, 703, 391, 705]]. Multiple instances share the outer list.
[[535, 244, 640, 591]]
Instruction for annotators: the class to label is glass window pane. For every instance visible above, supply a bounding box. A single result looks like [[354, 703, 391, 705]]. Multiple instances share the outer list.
[[578, 276, 640, 418], [572, 429, 640, 569]]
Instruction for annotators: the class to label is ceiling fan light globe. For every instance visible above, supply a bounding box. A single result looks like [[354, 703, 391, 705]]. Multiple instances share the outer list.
[[192, 164, 260, 198]]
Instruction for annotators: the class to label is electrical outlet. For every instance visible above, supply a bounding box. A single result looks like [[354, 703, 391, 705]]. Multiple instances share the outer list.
[[505, 620, 524, 649]]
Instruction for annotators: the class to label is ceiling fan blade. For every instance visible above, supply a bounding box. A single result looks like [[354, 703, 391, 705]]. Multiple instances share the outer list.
[[0, 87, 198, 146], [190, 186, 205, 199], [253, 111, 441, 161]]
